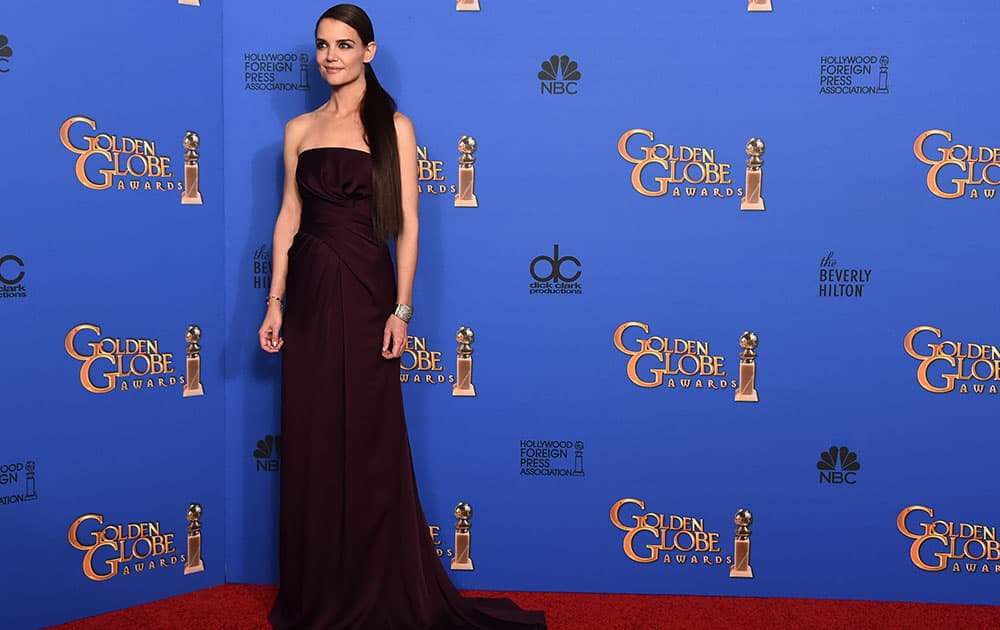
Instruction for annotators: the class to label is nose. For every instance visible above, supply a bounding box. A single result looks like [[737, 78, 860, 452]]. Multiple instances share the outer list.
[[325, 47, 338, 63]]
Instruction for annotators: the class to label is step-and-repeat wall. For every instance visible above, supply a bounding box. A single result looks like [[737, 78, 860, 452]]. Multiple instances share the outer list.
[[4, 1, 999, 627], [1, 2, 226, 628]]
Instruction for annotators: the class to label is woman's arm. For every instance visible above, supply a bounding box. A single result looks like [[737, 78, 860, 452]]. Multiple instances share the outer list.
[[259, 117, 306, 353], [382, 112, 419, 359]]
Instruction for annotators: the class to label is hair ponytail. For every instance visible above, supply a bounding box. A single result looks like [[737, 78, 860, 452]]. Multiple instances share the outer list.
[[361, 63, 402, 242], [317, 4, 403, 243]]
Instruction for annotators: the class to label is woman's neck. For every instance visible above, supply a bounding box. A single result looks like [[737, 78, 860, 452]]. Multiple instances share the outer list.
[[326, 77, 366, 117]]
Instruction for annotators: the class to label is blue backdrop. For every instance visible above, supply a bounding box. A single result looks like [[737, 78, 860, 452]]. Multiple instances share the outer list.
[[3, 1, 999, 627]]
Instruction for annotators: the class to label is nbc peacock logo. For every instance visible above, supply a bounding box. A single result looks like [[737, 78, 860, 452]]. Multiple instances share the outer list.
[[538, 55, 581, 95], [816, 446, 860, 484], [253, 434, 281, 472], [0, 34, 12, 72]]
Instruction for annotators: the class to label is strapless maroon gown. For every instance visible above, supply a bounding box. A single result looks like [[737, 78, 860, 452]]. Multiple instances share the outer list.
[[269, 147, 546, 629]]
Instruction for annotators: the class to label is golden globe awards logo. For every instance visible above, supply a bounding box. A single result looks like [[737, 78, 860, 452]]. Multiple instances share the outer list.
[[614, 322, 737, 392], [65, 324, 185, 393], [59, 116, 182, 193], [618, 129, 743, 200], [400, 333, 456, 385], [904, 326, 1000, 394], [68, 513, 185, 581], [417, 145, 457, 196], [610, 498, 732, 568], [897, 506, 1000, 573], [428, 524, 456, 562], [914, 130, 1000, 199], [430, 502, 475, 570]]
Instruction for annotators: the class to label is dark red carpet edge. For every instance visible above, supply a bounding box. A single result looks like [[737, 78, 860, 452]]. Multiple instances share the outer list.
[[47, 584, 1000, 630]]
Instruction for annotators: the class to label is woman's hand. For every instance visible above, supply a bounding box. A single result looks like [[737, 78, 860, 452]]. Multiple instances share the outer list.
[[382, 314, 407, 359], [259, 304, 284, 353]]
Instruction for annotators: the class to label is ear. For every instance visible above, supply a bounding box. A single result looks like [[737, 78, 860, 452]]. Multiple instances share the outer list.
[[364, 41, 377, 63]]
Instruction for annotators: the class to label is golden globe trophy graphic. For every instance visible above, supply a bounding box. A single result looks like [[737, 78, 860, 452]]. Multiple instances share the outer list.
[[181, 131, 204, 205], [876, 56, 889, 94], [451, 502, 475, 571], [456, 0, 481, 11], [734, 331, 759, 402], [740, 137, 765, 211], [25, 460, 37, 500], [183, 324, 205, 398], [729, 508, 754, 578], [748, 0, 773, 12], [453, 326, 477, 397], [454, 136, 479, 208], [184, 503, 205, 575]]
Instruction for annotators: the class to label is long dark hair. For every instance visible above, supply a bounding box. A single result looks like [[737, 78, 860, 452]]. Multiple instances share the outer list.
[[316, 4, 401, 242]]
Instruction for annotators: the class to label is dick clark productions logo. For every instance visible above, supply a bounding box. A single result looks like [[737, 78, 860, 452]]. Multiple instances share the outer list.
[[529, 245, 582, 295], [0, 254, 27, 299]]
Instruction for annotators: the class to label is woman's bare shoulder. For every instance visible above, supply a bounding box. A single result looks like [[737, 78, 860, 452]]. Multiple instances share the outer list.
[[285, 112, 316, 134], [393, 111, 415, 137], [282, 112, 316, 151]]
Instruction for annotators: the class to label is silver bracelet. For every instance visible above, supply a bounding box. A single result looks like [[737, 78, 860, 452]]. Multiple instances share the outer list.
[[392, 303, 413, 323]]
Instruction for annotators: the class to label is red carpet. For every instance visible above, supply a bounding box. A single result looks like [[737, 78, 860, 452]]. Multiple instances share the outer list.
[[48, 584, 1000, 629]]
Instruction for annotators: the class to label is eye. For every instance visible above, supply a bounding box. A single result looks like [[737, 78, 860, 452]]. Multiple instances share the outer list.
[[316, 41, 327, 50], [338, 42, 353, 49]]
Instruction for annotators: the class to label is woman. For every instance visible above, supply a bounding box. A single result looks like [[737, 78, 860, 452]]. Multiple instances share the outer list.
[[258, 5, 546, 628]]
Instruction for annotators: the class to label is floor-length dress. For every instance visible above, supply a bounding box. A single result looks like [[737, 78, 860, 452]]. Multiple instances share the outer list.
[[269, 147, 546, 630]]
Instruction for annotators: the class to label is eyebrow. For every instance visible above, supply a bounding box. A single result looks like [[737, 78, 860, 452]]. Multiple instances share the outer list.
[[315, 38, 356, 44]]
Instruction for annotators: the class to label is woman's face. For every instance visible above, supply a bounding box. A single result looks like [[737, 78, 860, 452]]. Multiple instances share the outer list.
[[315, 19, 375, 88]]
